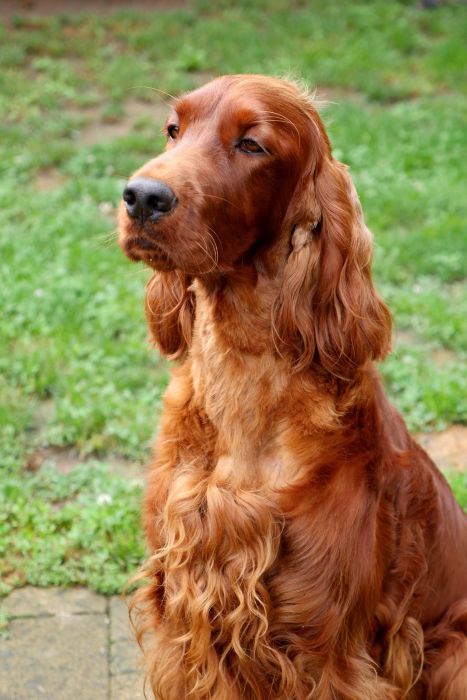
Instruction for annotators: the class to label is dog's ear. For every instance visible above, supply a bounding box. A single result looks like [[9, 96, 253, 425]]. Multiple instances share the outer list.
[[145, 270, 195, 359], [273, 156, 391, 379]]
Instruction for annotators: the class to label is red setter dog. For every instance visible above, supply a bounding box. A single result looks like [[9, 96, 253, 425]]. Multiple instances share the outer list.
[[118, 75, 467, 699]]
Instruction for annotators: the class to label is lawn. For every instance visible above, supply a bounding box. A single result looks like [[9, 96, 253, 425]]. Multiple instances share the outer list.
[[0, 0, 466, 595]]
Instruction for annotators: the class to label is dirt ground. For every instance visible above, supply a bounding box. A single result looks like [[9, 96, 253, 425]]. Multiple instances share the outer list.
[[0, 0, 187, 18], [415, 425, 467, 472]]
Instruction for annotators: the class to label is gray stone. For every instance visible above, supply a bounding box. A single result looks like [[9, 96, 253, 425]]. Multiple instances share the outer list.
[[110, 672, 151, 700], [109, 596, 132, 641], [0, 614, 108, 700], [0, 587, 154, 699], [3, 586, 106, 618], [109, 596, 143, 675]]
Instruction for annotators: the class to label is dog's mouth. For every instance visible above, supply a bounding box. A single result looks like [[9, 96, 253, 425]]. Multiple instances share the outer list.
[[119, 226, 175, 270]]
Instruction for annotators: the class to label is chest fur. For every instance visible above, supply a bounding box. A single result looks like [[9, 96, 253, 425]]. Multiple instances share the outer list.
[[189, 291, 287, 481]]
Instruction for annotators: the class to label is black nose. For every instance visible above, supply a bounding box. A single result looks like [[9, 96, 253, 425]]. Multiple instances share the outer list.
[[123, 177, 177, 222]]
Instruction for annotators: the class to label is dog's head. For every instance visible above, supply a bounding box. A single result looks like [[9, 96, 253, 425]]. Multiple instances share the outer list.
[[119, 75, 391, 376], [118, 74, 317, 273]]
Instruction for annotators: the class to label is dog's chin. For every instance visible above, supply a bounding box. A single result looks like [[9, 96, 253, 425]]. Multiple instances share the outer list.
[[119, 214, 223, 275], [119, 232, 176, 271]]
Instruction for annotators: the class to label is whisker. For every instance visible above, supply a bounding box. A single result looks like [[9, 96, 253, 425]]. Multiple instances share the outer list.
[[192, 231, 219, 273], [127, 85, 175, 108], [94, 229, 119, 248], [205, 226, 220, 265], [257, 111, 301, 143], [121, 264, 153, 280], [200, 193, 240, 211]]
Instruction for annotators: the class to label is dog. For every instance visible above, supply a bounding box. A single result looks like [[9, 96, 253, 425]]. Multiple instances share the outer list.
[[118, 74, 467, 699]]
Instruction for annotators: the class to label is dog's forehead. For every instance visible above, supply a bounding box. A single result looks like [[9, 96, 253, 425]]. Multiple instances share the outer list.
[[172, 76, 304, 127]]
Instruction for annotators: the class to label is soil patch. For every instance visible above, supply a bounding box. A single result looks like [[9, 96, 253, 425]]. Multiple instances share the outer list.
[[314, 85, 365, 105], [0, 0, 187, 19], [35, 167, 68, 191], [416, 425, 467, 472], [71, 97, 169, 145], [25, 444, 144, 479], [394, 328, 459, 367], [26, 403, 144, 477], [189, 70, 216, 88]]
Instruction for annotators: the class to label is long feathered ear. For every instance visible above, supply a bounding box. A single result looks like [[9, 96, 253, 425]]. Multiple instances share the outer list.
[[273, 156, 392, 379], [145, 270, 195, 359]]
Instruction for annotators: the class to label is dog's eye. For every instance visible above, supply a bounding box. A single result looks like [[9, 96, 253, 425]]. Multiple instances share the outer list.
[[167, 124, 179, 140], [238, 138, 266, 154]]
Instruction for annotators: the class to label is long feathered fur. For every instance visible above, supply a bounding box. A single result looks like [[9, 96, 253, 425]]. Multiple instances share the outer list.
[[120, 75, 467, 699]]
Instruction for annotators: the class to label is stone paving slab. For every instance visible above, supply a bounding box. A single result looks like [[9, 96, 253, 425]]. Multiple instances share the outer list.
[[0, 614, 108, 700], [110, 672, 148, 700], [0, 587, 153, 700], [3, 586, 106, 618], [109, 597, 142, 676]]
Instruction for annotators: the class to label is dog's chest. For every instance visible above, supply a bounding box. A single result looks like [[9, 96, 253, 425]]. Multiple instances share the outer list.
[[190, 305, 289, 486]]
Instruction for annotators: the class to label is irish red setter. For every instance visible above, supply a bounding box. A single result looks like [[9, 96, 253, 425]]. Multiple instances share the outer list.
[[118, 75, 467, 699]]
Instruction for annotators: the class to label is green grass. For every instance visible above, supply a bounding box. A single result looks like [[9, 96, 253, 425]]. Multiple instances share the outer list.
[[0, 0, 466, 594], [444, 472, 467, 511], [0, 462, 144, 596]]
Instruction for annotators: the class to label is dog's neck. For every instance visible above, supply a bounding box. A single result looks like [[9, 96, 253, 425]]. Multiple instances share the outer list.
[[192, 265, 281, 355], [189, 271, 291, 485]]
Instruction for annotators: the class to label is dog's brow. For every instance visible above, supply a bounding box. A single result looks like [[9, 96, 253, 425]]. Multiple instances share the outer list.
[[171, 97, 188, 117], [172, 91, 222, 122], [230, 106, 264, 129]]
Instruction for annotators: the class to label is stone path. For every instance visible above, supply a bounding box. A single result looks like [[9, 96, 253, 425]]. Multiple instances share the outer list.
[[0, 587, 153, 700]]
